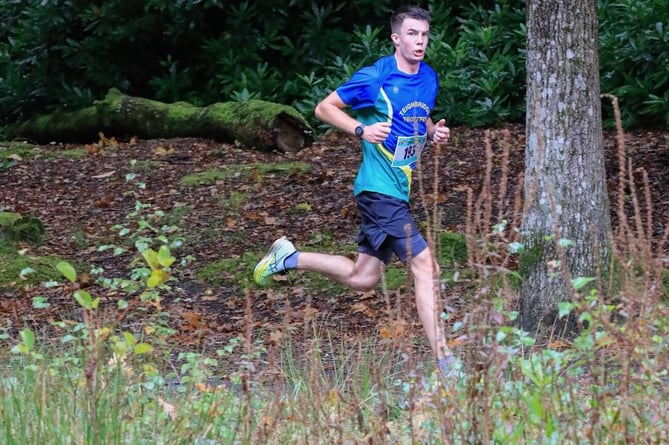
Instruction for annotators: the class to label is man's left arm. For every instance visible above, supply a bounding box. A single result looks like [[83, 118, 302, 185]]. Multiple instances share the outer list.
[[427, 118, 451, 144]]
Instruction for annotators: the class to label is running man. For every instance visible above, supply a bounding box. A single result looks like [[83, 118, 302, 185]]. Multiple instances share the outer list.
[[254, 5, 457, 374]]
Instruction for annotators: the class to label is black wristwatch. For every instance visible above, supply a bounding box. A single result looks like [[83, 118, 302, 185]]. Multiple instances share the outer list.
[[354, 124, 365, 139]]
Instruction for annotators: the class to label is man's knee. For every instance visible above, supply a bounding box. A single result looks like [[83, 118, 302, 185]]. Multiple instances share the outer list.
[[349, 272, 381, 292], [411, 249, 438, 279], [349, 253, 384, 291]]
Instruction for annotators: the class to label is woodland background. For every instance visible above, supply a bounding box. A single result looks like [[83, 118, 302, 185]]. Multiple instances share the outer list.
[[1, 1, 669, 443], [1, 0, 668, 137]]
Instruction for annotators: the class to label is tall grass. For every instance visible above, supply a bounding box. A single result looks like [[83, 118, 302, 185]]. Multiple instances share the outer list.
[[2, 104, 668, 443]]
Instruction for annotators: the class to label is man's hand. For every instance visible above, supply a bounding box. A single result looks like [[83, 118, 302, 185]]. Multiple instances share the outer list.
[[430, 118, 451, 144], [362, 122, 391, 144]]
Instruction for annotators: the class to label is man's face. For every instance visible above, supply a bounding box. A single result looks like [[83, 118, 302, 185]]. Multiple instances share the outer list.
[[392, 18, 430, 65]]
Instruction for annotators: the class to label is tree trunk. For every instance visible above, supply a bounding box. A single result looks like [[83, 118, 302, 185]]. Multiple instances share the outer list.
[[6, 88, 314, 152], [520, 0, 612, 336]]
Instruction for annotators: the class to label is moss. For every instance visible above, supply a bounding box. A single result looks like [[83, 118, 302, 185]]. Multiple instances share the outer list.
[[197, 251, 258, 287], [1, 142, 40, 170], [302, 273, 350, 295], [383, 266, 407, 290], [181, 162, 310, 186], [0, 141, 85, 165], [0, 212, 22, 226], [435, 231, 468, 266], [0, 250, 70, 289], [518, 239, 545, 278], [164, 205, 192, 227], [58, 148, 87, 160], [0, 213, 45, 245]]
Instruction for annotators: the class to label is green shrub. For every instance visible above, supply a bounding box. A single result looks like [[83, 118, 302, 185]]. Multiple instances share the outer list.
[[1, 0, 668, 133], [430, 1, 527, 126], [598, 0, 669, 127]]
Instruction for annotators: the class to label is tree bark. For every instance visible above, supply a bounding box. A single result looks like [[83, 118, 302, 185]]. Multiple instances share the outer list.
[[520, 0, 612, 336], [6, 88, 314, 152]]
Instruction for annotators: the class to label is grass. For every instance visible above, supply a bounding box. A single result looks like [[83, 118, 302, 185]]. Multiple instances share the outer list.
[[180, 161, 310, 186], [2, 300, 669, 444]]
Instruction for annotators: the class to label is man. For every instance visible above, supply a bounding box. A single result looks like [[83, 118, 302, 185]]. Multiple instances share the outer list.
[[254, 5, 457, 374]]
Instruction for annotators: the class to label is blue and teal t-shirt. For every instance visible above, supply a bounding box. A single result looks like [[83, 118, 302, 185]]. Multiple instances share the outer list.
[[336, 54, 439, 203]]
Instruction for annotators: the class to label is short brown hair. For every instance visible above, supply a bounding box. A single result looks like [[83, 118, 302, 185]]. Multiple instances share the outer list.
[[391, 5, 431, 34]]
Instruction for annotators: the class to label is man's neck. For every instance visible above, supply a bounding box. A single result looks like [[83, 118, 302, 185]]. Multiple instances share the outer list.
[[394, 53, 419, 74]]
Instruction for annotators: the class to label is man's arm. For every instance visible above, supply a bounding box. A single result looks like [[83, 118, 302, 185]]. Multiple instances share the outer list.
[[314, 91, 361, 137], [427, 117, 451, 144], [315, 91, 391, 143]]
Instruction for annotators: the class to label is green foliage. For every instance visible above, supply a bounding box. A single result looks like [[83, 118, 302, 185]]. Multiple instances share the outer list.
[[0, 213, 45, 245], [436, 231, 469, 265], [5, 270, 669, 443], [0, 127, 667, 443], [598, 0, 669, 127], [1, 0, 668, 136], [429, 1, 527, 126], [0, 171, 196, 439]]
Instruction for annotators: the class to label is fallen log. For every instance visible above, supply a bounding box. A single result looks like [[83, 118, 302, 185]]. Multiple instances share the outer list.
[[7, 88, 314, 152]]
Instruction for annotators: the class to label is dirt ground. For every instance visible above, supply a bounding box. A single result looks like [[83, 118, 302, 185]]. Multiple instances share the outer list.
[[1, 124, 668, 359]]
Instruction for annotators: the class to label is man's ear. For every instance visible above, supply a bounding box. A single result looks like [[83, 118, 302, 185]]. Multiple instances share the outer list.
[[391, 33, 400, 46]]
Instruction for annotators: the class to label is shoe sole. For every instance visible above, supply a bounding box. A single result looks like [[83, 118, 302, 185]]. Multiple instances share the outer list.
[[254, 236, 287, 284]]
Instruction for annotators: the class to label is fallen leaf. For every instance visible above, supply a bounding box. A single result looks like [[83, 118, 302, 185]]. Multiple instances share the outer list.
[[85, 144, 101, 155], [201, 293, 219, 302], [92, 170, 115, 179], [379, 319, 408, 339], [196, 383, 226, 393], [351, 302, 377, 317], [157, 397, 177, 420], [155, 146, 175, 155], [548, 340, 571, 350], [448, 335, 469, 348], [269, 329, 284, 346], [181, 311, 203, 329]]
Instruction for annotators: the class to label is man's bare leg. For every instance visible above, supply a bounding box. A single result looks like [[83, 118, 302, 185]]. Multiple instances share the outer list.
[[410, 247, 448, 361], [297, 251, 384, 292]]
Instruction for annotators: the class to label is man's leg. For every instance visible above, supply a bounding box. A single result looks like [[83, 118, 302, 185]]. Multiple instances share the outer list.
[[410, 247, 448, 361], [297, 251, 384, 292], [254, 235, 384, 290]]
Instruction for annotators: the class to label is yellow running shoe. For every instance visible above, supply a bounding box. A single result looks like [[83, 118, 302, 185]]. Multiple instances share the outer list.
[[253, 236, 297, 285]]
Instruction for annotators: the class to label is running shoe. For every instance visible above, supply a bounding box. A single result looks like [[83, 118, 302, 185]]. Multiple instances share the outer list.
[[253, 236, 296, 285]]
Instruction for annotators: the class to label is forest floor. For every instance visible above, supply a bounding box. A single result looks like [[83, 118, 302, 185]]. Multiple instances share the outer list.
[[1, 124, 668, 365]]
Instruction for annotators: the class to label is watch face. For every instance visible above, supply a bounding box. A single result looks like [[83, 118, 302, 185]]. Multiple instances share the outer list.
[[355, 125, 364, 137]]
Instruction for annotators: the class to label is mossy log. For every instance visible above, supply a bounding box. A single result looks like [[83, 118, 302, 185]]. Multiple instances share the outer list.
[[0, 212, 45, 245], [7, 88, 314, 152]]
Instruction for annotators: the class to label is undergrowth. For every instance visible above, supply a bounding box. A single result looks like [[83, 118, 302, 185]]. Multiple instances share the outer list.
[[1, 103, 668, 444]]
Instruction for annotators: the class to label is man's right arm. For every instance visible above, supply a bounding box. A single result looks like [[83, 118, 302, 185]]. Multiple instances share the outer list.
[[315, 91, 392, 143], [314, 91, 363, 138]]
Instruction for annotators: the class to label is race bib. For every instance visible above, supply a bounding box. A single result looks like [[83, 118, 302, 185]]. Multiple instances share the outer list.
[[392, 134, 427, 168]]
